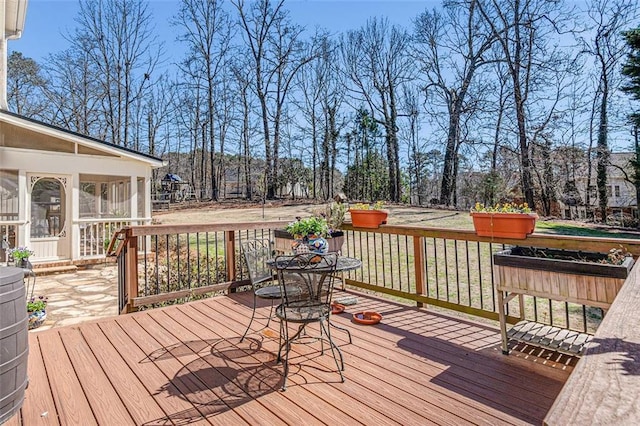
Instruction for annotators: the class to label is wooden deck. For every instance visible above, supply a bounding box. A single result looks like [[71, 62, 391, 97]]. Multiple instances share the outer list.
[[7, 290, 576, 425]]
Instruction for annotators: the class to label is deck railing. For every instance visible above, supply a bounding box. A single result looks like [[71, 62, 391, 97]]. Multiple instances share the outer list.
[[111, 221, 290, 313], [112, 221, 640, 334], [78, 218, 144, 258], [341, 224, 640, 333], [0, 222, 19, 261]]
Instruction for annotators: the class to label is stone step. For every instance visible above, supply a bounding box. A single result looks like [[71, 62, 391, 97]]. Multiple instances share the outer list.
[[32, 265, 78, 276]]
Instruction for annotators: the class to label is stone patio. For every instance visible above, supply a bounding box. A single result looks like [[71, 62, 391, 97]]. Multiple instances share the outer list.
[[28, 264, 119, 331]]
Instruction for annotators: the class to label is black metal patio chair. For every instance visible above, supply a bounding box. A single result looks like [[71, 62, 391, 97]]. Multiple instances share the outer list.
[[273, 252, 344, 390], [239, 239, 282, 342]]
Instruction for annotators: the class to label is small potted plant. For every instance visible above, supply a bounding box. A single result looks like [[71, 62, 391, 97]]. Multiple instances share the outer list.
[[470, 202, 537, 239], [9, 246, 34, 268], [285, 216, 329, 239], [318, 202, 347, 253], [26, 295, 48, 330], [274, 203, 349, 254], [348, 201, 388, 229], [284, 216, 330, 253]]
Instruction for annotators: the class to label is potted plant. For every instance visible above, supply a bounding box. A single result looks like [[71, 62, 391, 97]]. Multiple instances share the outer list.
[[26, 295, 48, 330], [348, 201, 388, 229], [274, 203, 348, 254], [470, 202, 537, 239], [285, 216, 329, 239], [8, 246, 34, 268], [319, 202, 347, 253], [278, 216, 330, 253]]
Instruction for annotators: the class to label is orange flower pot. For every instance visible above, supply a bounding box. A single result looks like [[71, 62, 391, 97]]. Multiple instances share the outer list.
[[352, 311, 382, 325], [470, 212, 537, 239], [349, 209, 388, 229]]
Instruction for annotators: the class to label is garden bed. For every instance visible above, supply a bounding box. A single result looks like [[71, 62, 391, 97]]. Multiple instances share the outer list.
[[494, 246, 634, 355], [493, 246, 634, 279]]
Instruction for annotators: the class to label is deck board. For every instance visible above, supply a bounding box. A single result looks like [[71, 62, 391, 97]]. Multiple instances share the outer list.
[[57, 327, 135, 425], [90, 320, 215, 425], [207, 293, 569, 425], [167, 305, 356, 425], [215, 295, 497, 424], [12, 290, 574, 425], [204, 298, 438, 426], [36, 331, 98, 425]]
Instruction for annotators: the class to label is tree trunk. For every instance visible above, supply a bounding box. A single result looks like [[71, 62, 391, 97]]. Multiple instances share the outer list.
[[596, 87, 609, 223]]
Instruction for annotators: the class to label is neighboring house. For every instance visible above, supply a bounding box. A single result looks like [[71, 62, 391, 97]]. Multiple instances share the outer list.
[[0, 0, 164, 265], [558, 152, 637, 221]]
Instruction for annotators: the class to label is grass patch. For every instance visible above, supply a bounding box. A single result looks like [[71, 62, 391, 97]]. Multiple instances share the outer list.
[[535, 221, 640, 239]]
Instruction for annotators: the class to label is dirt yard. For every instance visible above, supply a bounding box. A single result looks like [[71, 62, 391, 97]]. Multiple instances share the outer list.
[[152, 201, 474, 229]]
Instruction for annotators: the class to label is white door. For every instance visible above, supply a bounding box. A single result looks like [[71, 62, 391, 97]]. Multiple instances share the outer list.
[[28, 175, 71, 260]]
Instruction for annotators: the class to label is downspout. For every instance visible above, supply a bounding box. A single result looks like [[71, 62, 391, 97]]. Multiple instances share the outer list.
[[0, 0, 26, 110], [0, 30, 23, 110]]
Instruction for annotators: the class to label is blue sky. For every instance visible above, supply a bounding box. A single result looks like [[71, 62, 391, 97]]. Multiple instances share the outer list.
[[9, 0, 434, 63]]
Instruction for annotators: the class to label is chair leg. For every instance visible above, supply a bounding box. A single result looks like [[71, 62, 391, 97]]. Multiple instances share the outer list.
[[264, 299, 275, 328], [279, 321, 290, 391], [322, 320, 345, 380], [329, 320, 352, 344], [240, 292, 258, 343], [277, 320, 284, 362], [282, 338, 290, 391], [319, 319, 325, 355]]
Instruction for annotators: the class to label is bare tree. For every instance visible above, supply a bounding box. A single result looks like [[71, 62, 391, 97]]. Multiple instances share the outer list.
[[295, 32, 344, 200], [476, 0, 569, 209], [341, 17, 414, 202], [7, 51, 47, 117], [581, 0, 638, 222], [233, 0, 316, 199], [44, 44, 105, 137], [400, 85, 427, 205], [141, 75, 175, 158], [174, 0, 234, 200], [74, 0, 161, 148], [231, 58, 259, 200], [413, 1, 497, 207]]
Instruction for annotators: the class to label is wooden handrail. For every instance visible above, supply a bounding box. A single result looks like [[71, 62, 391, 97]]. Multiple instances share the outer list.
[[126, 220, 290, 236], [544, 261, 640, 425], [342, 223, 640, 257]]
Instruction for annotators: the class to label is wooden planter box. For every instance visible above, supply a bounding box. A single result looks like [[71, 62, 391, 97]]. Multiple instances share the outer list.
[[273, 229, 345, 254], [493, 246, 634, 355]]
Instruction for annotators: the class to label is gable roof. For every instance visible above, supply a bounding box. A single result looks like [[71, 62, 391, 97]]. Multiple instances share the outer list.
[[0, 109, 164, 167]]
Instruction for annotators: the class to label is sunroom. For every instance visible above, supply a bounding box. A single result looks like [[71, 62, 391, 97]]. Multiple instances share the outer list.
[[0, 110, 163, 266]]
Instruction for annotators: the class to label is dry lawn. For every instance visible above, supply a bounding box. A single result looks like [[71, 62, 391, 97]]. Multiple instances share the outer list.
[[153, 201, 475, 229]]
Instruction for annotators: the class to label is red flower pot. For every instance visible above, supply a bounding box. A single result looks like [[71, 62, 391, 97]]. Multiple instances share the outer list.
[[470, 212, 537, 239], [349, 209, 388, 229]]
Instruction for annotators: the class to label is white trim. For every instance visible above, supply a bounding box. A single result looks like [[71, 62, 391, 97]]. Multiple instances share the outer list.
[[0, 111, 164, 167]]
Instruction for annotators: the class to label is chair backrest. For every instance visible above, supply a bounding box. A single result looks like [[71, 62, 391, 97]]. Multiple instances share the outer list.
[[273, 252, 339, 308], [241, 239, 275, 286]]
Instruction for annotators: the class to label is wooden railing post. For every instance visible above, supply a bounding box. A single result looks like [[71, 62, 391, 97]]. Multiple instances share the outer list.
[[413, 235, 426, 308], [125, 228, 139, 313], [225, 230, 237, 290]]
